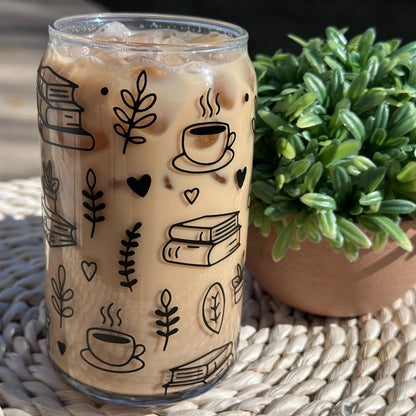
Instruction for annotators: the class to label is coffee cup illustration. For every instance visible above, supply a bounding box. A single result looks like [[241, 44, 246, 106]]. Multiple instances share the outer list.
[[172, 121, 235, 173], [80, 327, 146, 373]]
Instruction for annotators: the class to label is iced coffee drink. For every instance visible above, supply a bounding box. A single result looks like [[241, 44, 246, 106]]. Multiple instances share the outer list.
[[37, 13, 256, 404]]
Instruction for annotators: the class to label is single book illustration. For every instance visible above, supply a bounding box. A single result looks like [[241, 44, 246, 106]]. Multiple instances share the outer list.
[[41, 161, 76, 247], [162, 212, 241, 267], [37, 66, 95, 150], [163, 341, 234, 393]]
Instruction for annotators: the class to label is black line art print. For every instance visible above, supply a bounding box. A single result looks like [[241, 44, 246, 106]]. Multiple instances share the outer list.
[[41, 161, 76, 247], [163, 341, 234, 393], [81, 260, 97, 282], [155, 289, 180, 351], [184, 188, 200, 205], [172, 89, 236, 174], [172, 122, 235, 174], [37, 66, 95, 150], [202, 282, 225, 334], [231, 261, 244, 305], [236, 167, 247, 189], [83, 168, 105, 238], [127, 174, 151, 197], [51, 264, 74, 328], [251, 95, 257, 134], [80, 304, 146, 373], [119, 222, 142, 291], [57, 341, 66, 356], [113, 70, 157, 154], [162, 212, 241, 267]]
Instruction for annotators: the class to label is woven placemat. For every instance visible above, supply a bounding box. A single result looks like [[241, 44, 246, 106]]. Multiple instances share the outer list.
[[1, 177, 416, 416]]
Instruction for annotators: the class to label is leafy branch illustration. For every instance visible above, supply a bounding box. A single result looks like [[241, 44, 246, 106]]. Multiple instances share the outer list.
[[119, 221, 142, 291], [113, 70, 157, 154], [155, 289, 180, 351], [82, 168, 105, 238], [51, 265, 74, 328]]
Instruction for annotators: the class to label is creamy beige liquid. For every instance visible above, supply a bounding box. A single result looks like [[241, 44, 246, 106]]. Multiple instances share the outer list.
[[38, 23, 256, 398]]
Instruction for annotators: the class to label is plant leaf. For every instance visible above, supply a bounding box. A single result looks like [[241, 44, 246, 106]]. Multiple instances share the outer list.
[[337, 217, 372, 248], [300, 193, 337, 210], [362, 215, 413, 251], [339, 109, 366, 141], [317, 210, 337, 239], [272, 220, 296, 261]]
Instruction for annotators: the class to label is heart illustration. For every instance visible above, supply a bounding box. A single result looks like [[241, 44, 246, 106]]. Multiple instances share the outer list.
[[81, 261, 97, 282], [184, 188, 200, 205], [236, 167, 247, 189], [57, 341, 66, 356], [127, 174, 151, 197]]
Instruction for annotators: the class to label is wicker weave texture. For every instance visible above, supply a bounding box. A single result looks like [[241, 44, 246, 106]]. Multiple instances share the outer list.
[[0, 178, 416, 415]]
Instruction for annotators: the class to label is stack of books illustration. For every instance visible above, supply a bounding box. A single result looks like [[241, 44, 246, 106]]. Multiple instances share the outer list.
[[162, 212, 241, 267], [37, 66, 94, 150]]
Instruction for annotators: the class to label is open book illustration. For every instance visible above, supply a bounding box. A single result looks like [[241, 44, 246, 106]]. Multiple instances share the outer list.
[[162, 212, 241, 267]]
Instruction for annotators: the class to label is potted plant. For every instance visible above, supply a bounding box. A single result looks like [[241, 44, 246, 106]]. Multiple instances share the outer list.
[[247, 26, 416, 316]]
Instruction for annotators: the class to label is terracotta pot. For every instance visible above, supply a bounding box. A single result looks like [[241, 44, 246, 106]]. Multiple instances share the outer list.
[[246, 222, 416, 317]]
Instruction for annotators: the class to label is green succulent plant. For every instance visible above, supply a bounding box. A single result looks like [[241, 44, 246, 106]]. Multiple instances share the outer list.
[[250, 26, 416, 261]]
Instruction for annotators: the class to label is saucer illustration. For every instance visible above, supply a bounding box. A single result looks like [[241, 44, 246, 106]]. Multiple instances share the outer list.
[[172, 148, 234, 174], [80, 348, 145, 373]]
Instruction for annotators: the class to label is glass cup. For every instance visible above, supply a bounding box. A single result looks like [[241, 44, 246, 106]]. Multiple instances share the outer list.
[[37, 13, 256, 405]]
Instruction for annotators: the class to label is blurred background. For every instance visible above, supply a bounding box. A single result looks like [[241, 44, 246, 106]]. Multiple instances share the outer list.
[[96, 0, 416, 56], [1, 0, 415, 181]]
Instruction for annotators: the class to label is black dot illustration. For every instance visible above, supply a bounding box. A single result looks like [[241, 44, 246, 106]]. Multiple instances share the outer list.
[[101, 87, 109, 96], [244, 93, 249, 102]]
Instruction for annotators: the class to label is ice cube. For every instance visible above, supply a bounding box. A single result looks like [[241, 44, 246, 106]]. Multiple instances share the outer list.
[[214, 72, 237, 109], [126, 30, 188, 46], [93, 21, 132, 40], [190, 32, 231, 44]]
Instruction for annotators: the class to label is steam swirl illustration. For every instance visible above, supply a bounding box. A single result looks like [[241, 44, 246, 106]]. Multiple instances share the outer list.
[[199, 88, 220, 118], [100, 303, 122, 327]]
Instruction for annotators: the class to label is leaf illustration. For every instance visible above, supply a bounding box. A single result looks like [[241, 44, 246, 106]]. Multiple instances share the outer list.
[[82, 168, 106, 238], [118, 222, 142, 291], [155, 289, 180, 351], [113, 70, 157, 154], [138, 94, 157, 112], [121, 90, 135, 109], [137, 70, 147, 93], [51, 265, 74, 328], [202, 282, 225, 334]]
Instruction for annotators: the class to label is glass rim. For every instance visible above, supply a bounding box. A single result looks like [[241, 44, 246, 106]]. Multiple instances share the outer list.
[[49, 12, 249, 52]]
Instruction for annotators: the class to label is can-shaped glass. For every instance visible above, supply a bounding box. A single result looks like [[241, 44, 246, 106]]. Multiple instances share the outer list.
[[37, 13, 256, 405]]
